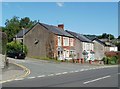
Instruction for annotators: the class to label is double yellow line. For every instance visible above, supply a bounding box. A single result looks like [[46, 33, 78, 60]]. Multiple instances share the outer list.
[[0, 62, 31, 84]]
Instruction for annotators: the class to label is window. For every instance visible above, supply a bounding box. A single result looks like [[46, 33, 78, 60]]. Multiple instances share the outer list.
[[63, 37, 69, 46], [58, 36, 62, 46], [70, 38, 74, 46]]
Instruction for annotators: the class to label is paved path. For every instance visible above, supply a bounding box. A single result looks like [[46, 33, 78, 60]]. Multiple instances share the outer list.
[[1, 60, 30, 84]]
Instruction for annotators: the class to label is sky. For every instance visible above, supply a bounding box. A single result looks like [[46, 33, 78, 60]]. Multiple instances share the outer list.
[[1, 2, 118, 37]]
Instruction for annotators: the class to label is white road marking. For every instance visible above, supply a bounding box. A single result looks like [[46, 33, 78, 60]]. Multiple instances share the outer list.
[[69, 71, 74, 73], [5, 80, 11, 82], [80, 69, 85, 71], [83, 75, 111, 84], [37, 75, 45, 78], [27, 77, 36, 79], [48, 74, 54, 76], [14, 78, 24, 81], [55, 73, 62, 75], [74, 70, 79, 72], [62, 72, 68, 74]]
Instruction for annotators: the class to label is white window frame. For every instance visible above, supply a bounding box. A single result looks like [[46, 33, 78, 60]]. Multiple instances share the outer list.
[[58, 36, 62, 46], [63, 37, 69, 46]]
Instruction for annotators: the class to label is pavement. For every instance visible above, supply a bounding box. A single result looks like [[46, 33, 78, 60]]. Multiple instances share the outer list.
[[0, 59, 30, 84]]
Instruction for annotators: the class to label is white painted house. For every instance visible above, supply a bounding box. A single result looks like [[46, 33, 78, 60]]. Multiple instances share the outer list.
[[66, 30, 95, 61]]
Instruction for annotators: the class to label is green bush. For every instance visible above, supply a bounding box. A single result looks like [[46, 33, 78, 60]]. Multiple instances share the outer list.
[[102, 56, 119, 65], [111, 56, 119, 64], [7, 41, 28, 55]]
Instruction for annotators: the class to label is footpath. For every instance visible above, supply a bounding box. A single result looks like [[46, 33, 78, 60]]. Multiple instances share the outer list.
[[0, 60, 30, 84]]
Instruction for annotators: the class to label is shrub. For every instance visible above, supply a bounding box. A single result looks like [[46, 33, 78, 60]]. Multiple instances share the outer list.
[[7, 41, 28, 55], [102, 56, 119, 65]]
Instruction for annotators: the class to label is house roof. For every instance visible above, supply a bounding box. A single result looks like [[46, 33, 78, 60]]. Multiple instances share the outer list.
[[92, 38, 116, 47], [39, 23, 73, 37], [84, 35, 97, 40], [16, 29, 29, 38], [16, 22, 73, 38], [66, 30, 92, 43], [92, 38, 107, 46]]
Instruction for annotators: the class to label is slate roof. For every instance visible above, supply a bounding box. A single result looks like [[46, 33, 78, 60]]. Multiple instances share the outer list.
[[92, 38, 116, 47], [84, 35, 97, 40], [16, 22, 73, 38], [66, 30, 92, 43], [92, 38, 107, 46], [16, 29, 29, 38], [40, 23, 73, 37]]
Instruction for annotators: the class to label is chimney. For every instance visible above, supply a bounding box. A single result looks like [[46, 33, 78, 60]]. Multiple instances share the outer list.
[[58, 24, 64, 30]]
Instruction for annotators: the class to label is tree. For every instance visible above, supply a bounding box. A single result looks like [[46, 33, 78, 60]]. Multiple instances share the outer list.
[[3, 16, 37, 42], [102, 33, 108, 38], [4, 16, 20, 42], [107, 34, 115, 40], [20, 17, 37, 29], [97, 33, 115, 40]]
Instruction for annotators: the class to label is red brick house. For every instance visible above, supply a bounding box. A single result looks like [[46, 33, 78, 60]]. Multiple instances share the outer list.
[[56, 24, 75, 60]]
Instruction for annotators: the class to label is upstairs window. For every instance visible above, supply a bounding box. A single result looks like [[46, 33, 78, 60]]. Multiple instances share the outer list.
[[58, 36, 62, 46], [63, 37, 69, 46], [70, 38, 74, 46]]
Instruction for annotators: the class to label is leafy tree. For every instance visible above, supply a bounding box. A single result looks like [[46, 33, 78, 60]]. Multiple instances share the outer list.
[[3, 16, 37, 42], [97, 33, 115, 40], [107, 34, 115, 40], [102, 33, 108, 38], [4, 16, 20, 42], [20, 17, 37, 29]]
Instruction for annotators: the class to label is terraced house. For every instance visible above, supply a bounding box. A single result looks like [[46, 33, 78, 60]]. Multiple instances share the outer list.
[[92, 38, 118, 60], [16, 22, 75, 60], [66, 30, 94, 62]]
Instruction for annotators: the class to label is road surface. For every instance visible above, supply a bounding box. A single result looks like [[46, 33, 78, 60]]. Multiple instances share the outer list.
[[2, 58, 119, 87]]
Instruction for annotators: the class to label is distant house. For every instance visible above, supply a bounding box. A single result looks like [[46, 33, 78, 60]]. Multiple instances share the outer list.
[[14, 29, 29, 43], [16, 22, 75, 60], [66, 30, 94, 61], [104, 42, 118, 52], [92, 38, 118, 60]]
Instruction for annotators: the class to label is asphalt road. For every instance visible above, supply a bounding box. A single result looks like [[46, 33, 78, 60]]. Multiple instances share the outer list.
[[8, 57, 107, 78], [2, 58, 119, 87]]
